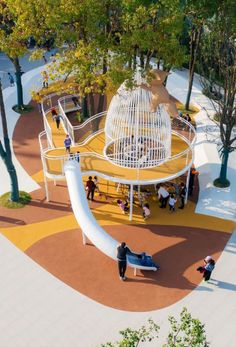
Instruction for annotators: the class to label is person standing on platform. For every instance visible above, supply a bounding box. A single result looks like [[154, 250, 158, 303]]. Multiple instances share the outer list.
[[169, 193, 177, 212], [86, 176, 96, 201], [117, 242, 131, 281], [157, 184, 169, 208], [64, 134, 72, 154], [178, 182, 186, 209]]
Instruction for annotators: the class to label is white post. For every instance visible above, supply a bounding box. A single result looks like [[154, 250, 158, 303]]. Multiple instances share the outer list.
[[129, 184, 134, 221], [82, 231, 87, 245], [44, 175, 49, 202], [116, 183, 120, 192], [185, 167, 191, 204]]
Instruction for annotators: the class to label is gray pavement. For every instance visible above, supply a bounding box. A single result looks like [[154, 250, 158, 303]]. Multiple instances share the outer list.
[[0, 49, 57, 89]]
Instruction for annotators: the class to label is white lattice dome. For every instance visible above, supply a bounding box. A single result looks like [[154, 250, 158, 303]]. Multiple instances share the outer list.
[[104, 81, 172, 169]]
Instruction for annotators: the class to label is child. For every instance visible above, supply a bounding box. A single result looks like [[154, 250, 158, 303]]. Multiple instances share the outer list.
[[93, 176, 100, 193], [142, 203, 150, 219], [117, 199, 129, 214], [64, 134, 72, 154], [169, 193, 177, 212]]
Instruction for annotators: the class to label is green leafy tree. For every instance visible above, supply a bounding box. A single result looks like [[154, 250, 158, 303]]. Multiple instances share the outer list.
[[101, 318, 159, 347], [0, 79, 19, 201], [163, 307, 209, 347], [0, 0, 29, 110], [101, 308, 208, 347], [199, 0, 236, 187], [16, 0, 185, 117]]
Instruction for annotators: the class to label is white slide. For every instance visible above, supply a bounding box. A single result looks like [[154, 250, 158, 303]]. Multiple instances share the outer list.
[[64, 160, 158, 272]]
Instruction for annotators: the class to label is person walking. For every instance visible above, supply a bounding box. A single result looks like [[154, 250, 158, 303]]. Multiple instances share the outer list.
[[169, 193, 177, 212], [41, 70, 49, 88], [178, 182, 186, 209], [117, 242, 131, 281], [54, 114, 62, 130], [8, 72, 15, 87], [86, 176, 96, 201], [157, 184, 169, 208], [64, 134, 72, 153]]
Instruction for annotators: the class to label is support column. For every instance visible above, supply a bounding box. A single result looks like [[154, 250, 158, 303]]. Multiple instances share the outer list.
[[44, 175, 49, 202], [129, 184, 134, 221], [185, 167, 191, 204], [82, 232, 87, 245]]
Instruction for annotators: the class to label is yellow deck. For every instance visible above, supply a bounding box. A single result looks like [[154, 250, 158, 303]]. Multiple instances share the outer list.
[[45, 132, 191, 182]]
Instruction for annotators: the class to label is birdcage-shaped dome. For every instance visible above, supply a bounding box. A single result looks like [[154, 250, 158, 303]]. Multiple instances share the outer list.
[[104, 82, 171, 169]]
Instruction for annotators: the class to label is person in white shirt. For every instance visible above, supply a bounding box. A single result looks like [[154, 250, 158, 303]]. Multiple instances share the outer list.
[[142, 203, 151, 219], [169, 193, 177, 212], [157, 185, 169, 208]]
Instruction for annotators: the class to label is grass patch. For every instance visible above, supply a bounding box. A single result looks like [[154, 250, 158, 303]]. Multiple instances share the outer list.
[[213, 178, 230, 188], [177, 104, 199, 115], [12, 104, 34, 114], [0, 191, 31, 208]]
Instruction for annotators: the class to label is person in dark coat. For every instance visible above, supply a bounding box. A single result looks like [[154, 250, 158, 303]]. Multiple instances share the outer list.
[[86, 176, 95, 201], [117, 242, 131, 280], [188, 166, 199, 196], [178, 182, 186, 209]]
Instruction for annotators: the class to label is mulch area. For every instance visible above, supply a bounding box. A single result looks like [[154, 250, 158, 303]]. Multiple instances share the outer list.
[[26, 224, 230, 312]]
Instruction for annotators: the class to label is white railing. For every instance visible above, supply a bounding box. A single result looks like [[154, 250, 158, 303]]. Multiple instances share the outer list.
[[74, 111, 107, 145], [58, 100, 75, 145], [58, 94, 81, 113], [41, 92, 62, 148]]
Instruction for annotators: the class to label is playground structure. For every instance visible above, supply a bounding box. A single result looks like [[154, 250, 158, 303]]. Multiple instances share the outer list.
[[39, 83, 196, 222]]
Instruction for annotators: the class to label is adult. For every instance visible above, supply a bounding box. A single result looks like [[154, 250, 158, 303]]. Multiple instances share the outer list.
[[188, 166, 199, 196], [197, 256, 215, 282], [54, 114, 62, 130], [178, 182, 186, 209], [117, 242, 131, 281], [86, 176, 96, 201], [8, 72, 15, 87], [72, 96, 80, 108], [157, 185, 169, 208], [64, 134, 72, 154]]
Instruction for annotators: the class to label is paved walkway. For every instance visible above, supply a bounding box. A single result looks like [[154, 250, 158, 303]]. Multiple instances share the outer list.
[[0, 66, 235, 346]]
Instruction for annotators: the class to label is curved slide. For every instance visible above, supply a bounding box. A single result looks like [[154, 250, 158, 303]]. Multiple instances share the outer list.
[[64, 160, 158, 272]]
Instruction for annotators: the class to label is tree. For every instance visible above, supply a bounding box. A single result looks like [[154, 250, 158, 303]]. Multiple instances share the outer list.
[[15, 0, 185, 117], [199, 0, 236, 187], [101, 308, 208, 347], [183, 0, 217, 110], [0, 0, 28, 111], [0, 79, 19, 201]]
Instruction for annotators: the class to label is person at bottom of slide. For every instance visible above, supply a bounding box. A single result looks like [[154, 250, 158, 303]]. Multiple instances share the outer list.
[[117, 242, 131, 281]]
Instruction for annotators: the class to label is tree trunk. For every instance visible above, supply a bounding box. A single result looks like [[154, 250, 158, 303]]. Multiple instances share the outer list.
[[0, 80, 19, 201], [97, 94, 105, 114], [88, 93, 95, 117], [185, 27, 202, 110], [82, 95, 89, 118], [219, 148, 230, 184], [12, 57, 24, 109]]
